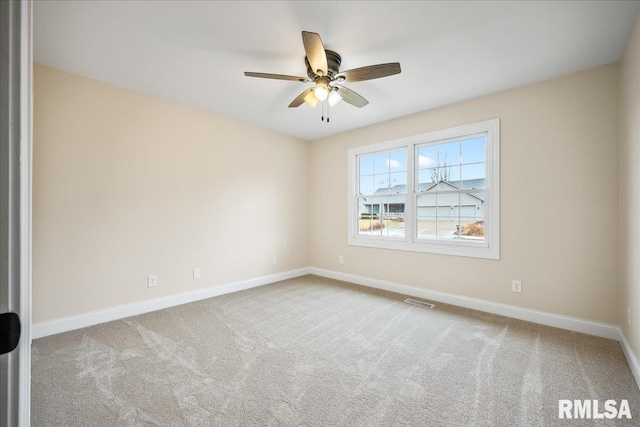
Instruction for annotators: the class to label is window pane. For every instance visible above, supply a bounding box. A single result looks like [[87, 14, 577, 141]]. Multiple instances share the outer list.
[[360, 150, 407, 195], [373, 173, 391, 193], [418, 168, 437, 188], [413, 137, 488, 240], [465, 191, 484, 217], [372, 153, 388, 174], [416, 216, 437, 239], [437, 217, 458, 240], [389, 151, 407, 172], [418, 193, 470, 240], [416, 194, 436, 239], [461, 163, 486, 188], [359, 175, 374, 195], [382, 207, 404, 237], [418, 169, 462, 190], [389, 172, 407, 191], [460, 217, 485, 241], [438, 141, 460, 167], [461, 136, 486, 164], [416, 194, 437, 217], [358, 196, 405, 238], [437, 165, 461, 188], [417, 146, 437, 170], [436, 193, 457, 220], [367, 150, 405, 174], [358, 198, 382, 236], [437, 193, 459, 240], [359, 156, 374, 175]]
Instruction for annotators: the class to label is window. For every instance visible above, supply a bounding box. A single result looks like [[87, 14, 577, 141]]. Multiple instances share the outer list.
[[348, 119, 500, 259], [356, 149, 407, 238]]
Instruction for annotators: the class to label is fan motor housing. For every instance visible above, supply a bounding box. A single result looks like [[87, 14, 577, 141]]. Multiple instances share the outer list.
[[306, 50, 342, 80]]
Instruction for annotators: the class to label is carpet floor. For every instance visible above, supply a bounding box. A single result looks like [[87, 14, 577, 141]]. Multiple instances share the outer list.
[[31, 275, 640, 426]]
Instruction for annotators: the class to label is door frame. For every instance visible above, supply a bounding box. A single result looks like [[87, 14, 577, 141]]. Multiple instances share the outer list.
[[1, 0, 32, 425], [18, 0, 33, 424]]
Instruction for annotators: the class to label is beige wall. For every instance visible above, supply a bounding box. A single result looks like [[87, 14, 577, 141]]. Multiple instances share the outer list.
[[34, 59, 625, 328], [310, 64, 620, 325], [33, 64, 309, 323], [620, 14, 640, 359]]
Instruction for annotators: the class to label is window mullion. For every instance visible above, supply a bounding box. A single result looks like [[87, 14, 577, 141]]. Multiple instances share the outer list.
[[405, 143, 414, 243]]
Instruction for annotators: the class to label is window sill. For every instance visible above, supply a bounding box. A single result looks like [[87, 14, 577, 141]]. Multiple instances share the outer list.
[[347, 236, 500, 260]]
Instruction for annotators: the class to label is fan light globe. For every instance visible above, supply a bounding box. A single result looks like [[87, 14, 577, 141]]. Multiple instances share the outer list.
[[328, 90, 342, 107], [314, 85, 329, 101], [303, 91, 318, 108]]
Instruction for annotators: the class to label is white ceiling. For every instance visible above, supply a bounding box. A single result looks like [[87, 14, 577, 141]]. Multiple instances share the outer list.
[[34, 1, 639, 141]]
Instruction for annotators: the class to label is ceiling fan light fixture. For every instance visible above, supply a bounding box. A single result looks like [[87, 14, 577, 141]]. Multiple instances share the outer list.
[[245, 31, 401, 112], [314, 84, 329, 101], [303, 91, 318, 107], [328, 90, 342, 107]]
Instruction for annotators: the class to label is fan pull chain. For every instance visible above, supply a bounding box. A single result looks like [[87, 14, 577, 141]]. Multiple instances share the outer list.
[[319, 101, 331, 123]]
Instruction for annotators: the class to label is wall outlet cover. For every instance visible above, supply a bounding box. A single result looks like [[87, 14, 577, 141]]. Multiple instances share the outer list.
[[512, 280, 522, 293], [148, 275, 158, 287]]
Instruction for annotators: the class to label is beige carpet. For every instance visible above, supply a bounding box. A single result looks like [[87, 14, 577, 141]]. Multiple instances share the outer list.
[[31, 275, 640, 426]]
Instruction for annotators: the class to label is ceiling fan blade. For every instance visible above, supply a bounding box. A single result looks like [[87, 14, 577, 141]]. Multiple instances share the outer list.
[[289, 88, 315, 108], [337, 63, 401, 82], [244, 72, 311, 82], [334, 85, 369, 108], [302, 31, 328, 76]]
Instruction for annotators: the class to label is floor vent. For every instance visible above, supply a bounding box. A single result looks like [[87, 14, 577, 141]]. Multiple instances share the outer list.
[[404, 298, 435, 309]]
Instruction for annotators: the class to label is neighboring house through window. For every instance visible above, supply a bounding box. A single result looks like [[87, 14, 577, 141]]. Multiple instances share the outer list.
[[348, 119, 500, 259]]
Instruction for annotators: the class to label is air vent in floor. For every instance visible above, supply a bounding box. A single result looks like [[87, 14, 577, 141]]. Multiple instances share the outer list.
[[404, 298, 435, 308]]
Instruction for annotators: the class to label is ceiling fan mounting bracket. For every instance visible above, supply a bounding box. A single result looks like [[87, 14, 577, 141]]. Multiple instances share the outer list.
[[305, 50, 342, 80]]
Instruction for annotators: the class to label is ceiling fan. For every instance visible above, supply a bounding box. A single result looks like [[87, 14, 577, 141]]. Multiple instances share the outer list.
[[244, 31, 401, 111]]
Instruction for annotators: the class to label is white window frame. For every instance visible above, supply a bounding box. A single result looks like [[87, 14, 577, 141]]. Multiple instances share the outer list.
[[348, 119, 500, 260]]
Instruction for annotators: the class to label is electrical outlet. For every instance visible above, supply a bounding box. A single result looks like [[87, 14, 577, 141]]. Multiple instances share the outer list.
[[272, 256, 277, 266], [193, 268, 201, 279], [148, 275, 158, 287], [338, 256, 344, 264], [628, 307, 632, 327], [512, 280, 522, 293]]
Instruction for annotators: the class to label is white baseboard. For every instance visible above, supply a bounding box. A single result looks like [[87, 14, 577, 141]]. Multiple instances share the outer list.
[[618, 330, 640, 389], [32, 268, 310, 339], [309, 267, 621, 341]]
